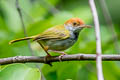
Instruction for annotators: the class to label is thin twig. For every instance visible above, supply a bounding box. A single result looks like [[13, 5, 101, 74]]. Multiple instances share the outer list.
[[1, 54, 120, 65], [89, 0, 104, 80], [16, 0, 34, 55], [16, 1, 46, 79], [99, 0, 120, 53]]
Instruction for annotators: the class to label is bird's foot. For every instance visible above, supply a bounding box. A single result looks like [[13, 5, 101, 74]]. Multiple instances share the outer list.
[[48, 50, 67, 62], [58, 52, 66, 62], [44, 54, 52, 66]]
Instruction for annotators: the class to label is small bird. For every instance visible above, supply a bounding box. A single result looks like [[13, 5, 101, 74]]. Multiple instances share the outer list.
[[9, 18, 91, 57]]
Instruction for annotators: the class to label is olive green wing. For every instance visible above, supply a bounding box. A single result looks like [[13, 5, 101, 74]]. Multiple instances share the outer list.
[[34, 25, 70, 41]]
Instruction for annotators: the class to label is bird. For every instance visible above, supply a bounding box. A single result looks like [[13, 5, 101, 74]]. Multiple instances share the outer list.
[[9, 18, 91, 58]]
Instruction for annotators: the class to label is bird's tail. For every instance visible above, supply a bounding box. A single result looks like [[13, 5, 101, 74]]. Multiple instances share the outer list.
[[9, 36, 35, 45]]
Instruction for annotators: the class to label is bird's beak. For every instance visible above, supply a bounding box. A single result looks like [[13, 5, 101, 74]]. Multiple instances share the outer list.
[[79, 25, 92, 28]]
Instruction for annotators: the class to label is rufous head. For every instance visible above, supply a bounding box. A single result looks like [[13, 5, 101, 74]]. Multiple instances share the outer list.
[[64, 18, 91, 32]]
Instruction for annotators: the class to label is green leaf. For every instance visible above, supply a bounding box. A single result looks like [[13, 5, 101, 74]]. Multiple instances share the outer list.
[[0, 64, 41, 80], [42, 62, 82, 80]]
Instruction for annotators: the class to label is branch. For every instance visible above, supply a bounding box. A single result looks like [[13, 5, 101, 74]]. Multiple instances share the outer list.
[[16, 0, 34, 55], [15, 1, 44, 77], [1, 54, 120, 65], [99, 0, 120, 53], [89, 0, 104, 80]]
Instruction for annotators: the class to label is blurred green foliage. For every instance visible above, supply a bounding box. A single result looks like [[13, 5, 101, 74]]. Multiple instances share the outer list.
[[0, 64, 41, 80], [0, 0, 120, 80]]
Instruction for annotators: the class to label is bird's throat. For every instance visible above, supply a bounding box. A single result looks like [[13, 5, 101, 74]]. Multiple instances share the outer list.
[[73, 32, 80, 40], [65, 25, 82, 40]]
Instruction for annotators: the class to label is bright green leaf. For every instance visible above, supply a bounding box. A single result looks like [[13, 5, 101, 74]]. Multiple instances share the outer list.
[[0, 64, 41, 80]]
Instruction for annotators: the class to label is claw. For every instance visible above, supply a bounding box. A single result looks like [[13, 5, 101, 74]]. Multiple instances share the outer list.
[[58, 53, 66, 62], [44, 54, 52, 66], [48, 50, 67, 62]]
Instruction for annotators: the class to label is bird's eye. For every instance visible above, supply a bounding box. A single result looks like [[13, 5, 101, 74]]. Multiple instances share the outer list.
[[73, 22, 77, 26]]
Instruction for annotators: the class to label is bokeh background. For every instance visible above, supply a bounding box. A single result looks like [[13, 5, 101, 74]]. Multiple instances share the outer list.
[[0, 0, 120, 80]]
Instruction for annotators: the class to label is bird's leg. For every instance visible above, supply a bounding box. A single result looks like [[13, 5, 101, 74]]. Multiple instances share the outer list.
[[48, 50, 66, 55], [42, 46, 52, 66], [37, 41, 52, 66], [37, 41, 51, 56], [48, 50, 67, 61], [43, 47, 52, 66]]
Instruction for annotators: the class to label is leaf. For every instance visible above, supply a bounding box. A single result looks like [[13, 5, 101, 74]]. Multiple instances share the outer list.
[[0, 64, 41, 80], [42, 62, 82, 80]]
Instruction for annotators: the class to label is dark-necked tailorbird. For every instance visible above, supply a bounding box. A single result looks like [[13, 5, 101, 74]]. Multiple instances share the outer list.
[[9, 18, 91, 57]]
